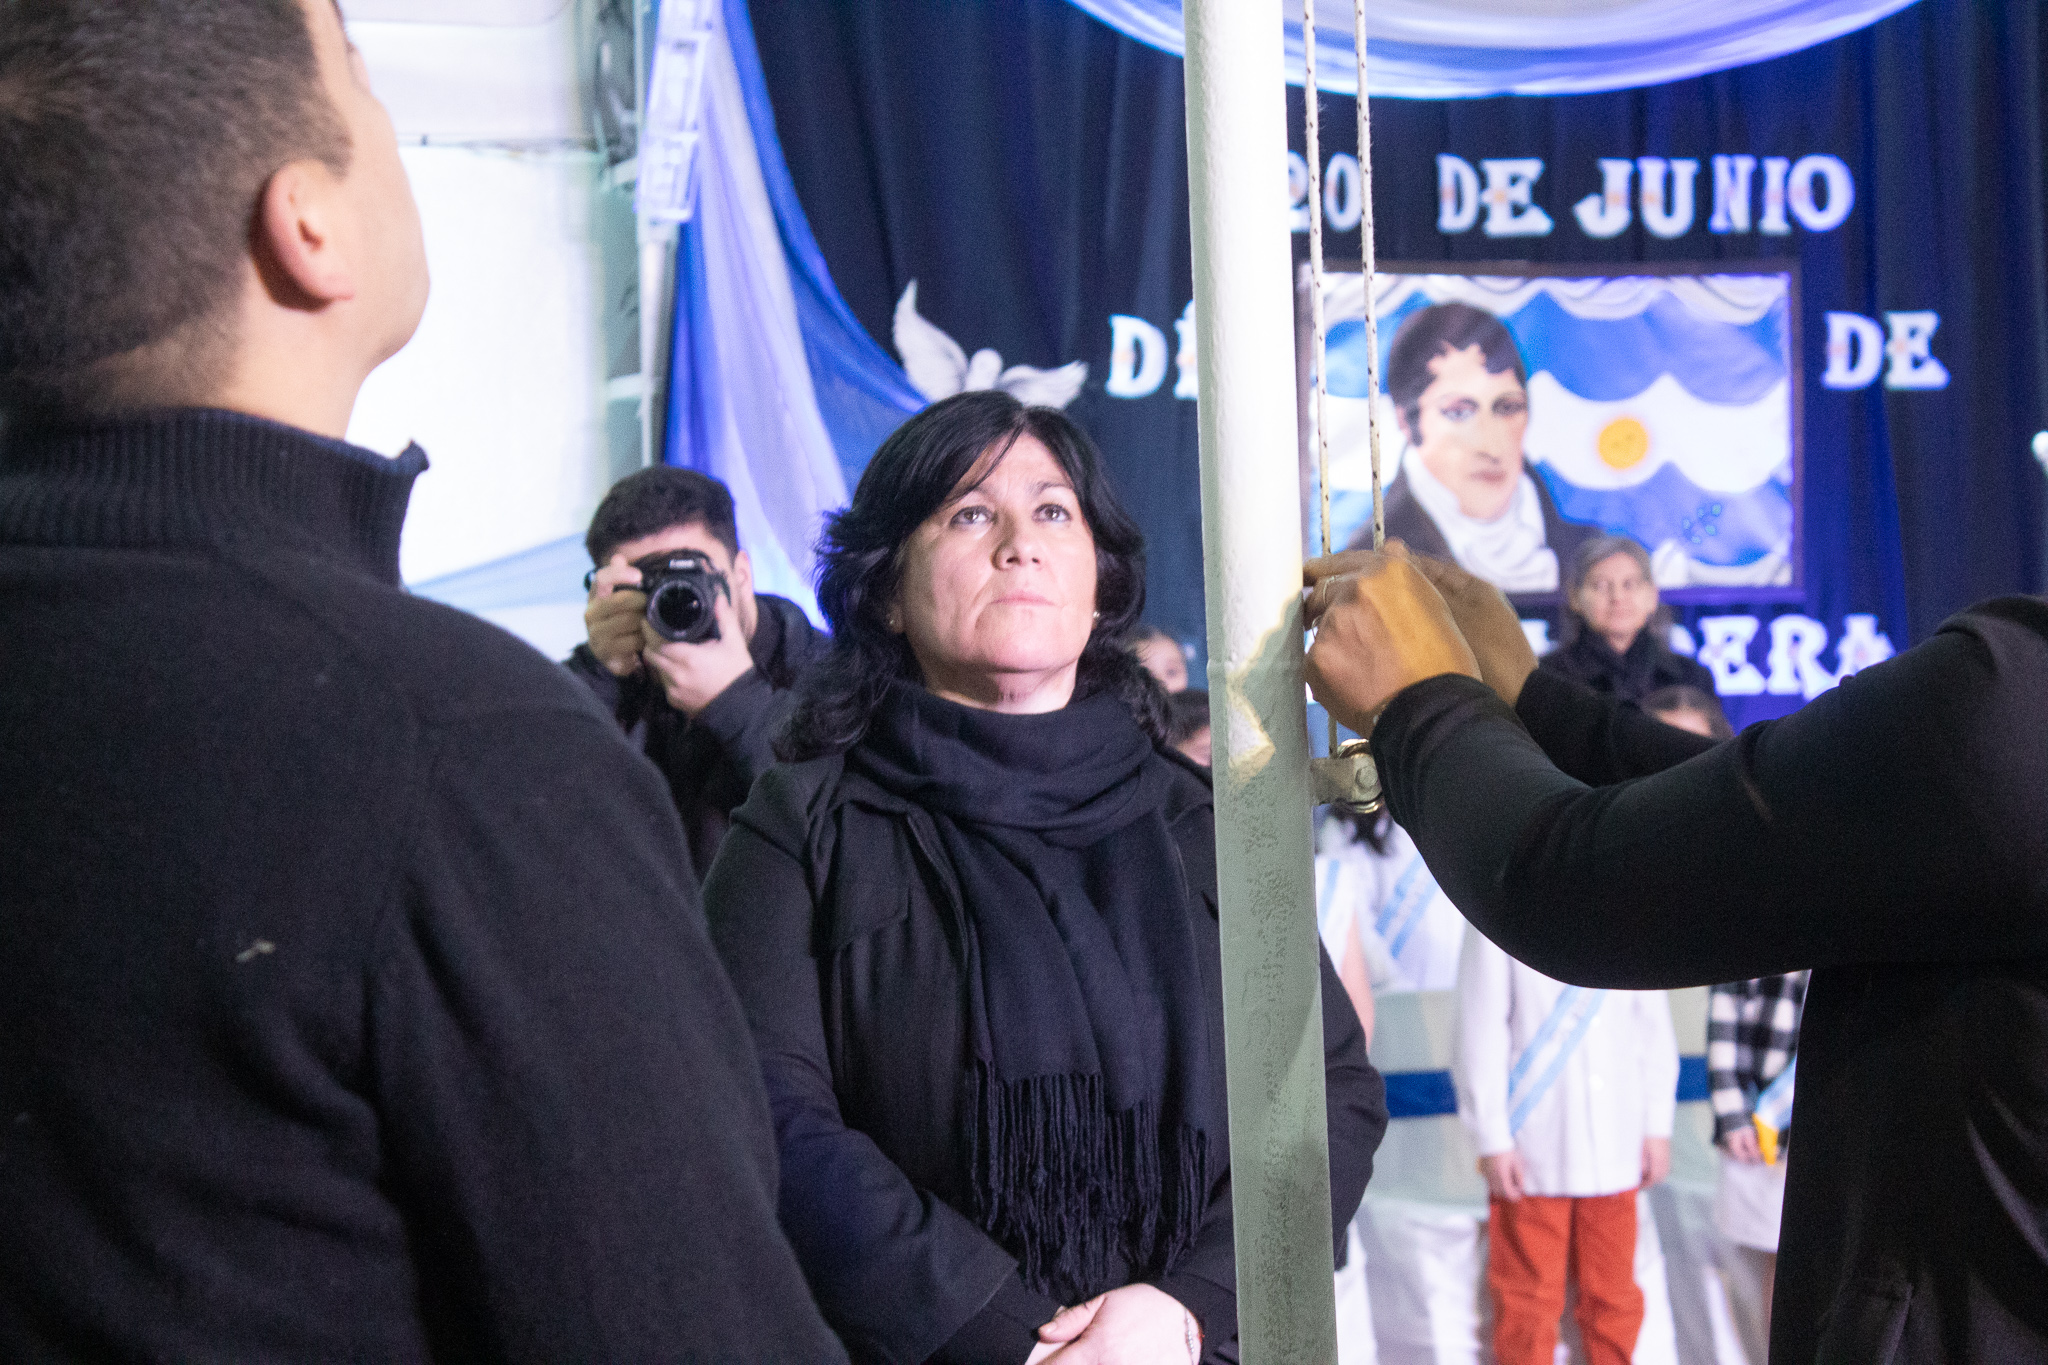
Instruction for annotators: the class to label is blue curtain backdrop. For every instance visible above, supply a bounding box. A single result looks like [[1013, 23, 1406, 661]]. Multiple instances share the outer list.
[[749, 0, 2046, 725]]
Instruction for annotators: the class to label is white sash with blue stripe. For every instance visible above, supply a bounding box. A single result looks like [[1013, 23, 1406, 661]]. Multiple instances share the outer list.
[[1506, 986, 1608, 1137]]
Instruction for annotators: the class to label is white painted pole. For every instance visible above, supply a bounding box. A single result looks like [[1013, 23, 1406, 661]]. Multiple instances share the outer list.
[[1182, 3, 1338, 1362]]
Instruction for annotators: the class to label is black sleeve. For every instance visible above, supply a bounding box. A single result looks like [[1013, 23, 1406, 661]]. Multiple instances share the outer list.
[[694, 666, 793, 796], [705, 808, 1031, 1365], [1318, 945, 1387, 1252], [1514, 666, 1717, 783], [1371, 601, 2048, 989], [370, 709, 842, 1363], [930, 1275, 1058, 1365], [562, 643, 651, 732]]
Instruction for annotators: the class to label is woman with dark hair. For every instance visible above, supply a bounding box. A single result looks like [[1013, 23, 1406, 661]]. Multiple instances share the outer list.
[[1540, 535, 1714, 702], [705, 391, 1386, 1363], [1346, 301, 1596, 594]]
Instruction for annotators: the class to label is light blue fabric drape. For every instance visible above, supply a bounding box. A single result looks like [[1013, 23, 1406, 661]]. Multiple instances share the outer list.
[[1063, 0, 1921, 99], [664, 0, 926, 622]]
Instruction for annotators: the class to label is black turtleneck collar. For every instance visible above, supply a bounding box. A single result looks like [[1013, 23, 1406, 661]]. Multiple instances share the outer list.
[[0, 407, 427, 586]]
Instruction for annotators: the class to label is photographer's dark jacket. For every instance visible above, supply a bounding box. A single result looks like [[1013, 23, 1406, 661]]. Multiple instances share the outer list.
[[0, 410, 842, 1364], [566, 593, 824, 879], [705, 684, 1387, 1364], [1373, 600, 2048, 1365]]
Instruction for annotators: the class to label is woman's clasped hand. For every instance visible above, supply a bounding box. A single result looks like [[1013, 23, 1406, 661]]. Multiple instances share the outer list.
[[1026, 1285, 1200, 1365]]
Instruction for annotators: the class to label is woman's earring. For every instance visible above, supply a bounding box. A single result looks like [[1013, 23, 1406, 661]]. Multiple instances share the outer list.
[[1092, 610, 1101, 621]]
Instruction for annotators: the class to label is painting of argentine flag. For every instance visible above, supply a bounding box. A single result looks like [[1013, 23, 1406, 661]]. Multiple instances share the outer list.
[[1311, 268, 1797, 598]]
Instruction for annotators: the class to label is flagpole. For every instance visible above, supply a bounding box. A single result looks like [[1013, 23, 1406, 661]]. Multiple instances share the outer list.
[[1182, 1, 1338, 1360]]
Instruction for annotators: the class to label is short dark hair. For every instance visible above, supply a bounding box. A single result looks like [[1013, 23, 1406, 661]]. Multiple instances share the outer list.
[[1642, 684, 1733, 740], [0, 0, 351, 419], [780, 390, 1164, 761], [1386, 302, 1527, 439], [1165, 689, 1210, 748], [585, 466, 741, 565], [1557, 533, 1673, 649], [1126, 623, 1176, 650]]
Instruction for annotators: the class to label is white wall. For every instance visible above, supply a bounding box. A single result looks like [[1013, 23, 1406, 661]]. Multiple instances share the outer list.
[[346, 144, 612, 586], [341, 4, 625, 622]]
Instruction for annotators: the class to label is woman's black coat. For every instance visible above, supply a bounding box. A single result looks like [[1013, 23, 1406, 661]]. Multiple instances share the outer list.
[[1538, 622, 1716, 703], [705, 746, 1386, 1364]]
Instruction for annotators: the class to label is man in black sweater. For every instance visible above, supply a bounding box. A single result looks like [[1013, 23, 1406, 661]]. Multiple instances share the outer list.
[[1302, 548, 2048, 1363], [0, 2, 842, 1360], [570, 466, 825, 878]]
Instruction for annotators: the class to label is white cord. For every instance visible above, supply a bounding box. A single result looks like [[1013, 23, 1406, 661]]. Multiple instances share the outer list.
[[1302, 0, 1339, 756], [1353, 0, 1384, 554]]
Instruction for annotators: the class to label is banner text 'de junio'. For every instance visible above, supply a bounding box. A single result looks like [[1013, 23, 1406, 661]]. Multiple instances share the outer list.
[[1428, 154, 1853, 241]]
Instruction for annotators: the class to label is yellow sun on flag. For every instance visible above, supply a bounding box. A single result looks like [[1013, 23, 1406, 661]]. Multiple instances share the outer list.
[[1597, 416, 1651, 470]]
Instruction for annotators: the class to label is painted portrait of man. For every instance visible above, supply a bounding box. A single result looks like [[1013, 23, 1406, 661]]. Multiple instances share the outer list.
[[1345, 301, 1597, 593]]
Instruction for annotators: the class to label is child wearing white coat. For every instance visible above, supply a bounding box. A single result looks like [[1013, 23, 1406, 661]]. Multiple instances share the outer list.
[[1454, 934, 1678, 1365]]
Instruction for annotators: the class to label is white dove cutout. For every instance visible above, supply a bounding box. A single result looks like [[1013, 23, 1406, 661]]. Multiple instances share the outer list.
[[892, 281, 1089, 409]]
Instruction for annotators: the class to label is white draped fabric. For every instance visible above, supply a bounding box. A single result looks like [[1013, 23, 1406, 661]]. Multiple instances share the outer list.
[[1063, 0, 1921, 98]]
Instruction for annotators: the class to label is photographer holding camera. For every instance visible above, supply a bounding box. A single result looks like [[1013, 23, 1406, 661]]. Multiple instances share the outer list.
[[569, 467, 825, 878]]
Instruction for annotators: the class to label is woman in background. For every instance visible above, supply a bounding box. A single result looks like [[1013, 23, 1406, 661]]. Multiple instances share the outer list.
[[1541, 535, 1714, 702], [706, 391, 1385, 1364]]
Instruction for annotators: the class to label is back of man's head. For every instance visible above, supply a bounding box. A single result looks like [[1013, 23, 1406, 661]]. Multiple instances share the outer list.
[[586, 467, 741, 566], [0, 0, 350, 420]]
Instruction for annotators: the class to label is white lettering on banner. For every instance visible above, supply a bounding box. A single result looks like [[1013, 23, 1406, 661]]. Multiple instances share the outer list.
[[1287, 151, 1313, 232], [1766, 614, 1835, 698], [1710, 155, 1758, 233], [1637, 157, 1700, 238], [1174, 300, 1198, 400], [1429, 152, 1853, 239], [1698, 616, 1768, 695], [1438, 154, 1481, 233], [1835, 614, 1897, 675], [1825, 311, 1950, 391], [1787, 155, 1856, 232], [1520, 614, 1890, 699], [1573, 159, 1634, 238], [1325, 153, 1363, 233], [1825, 312, 1887, 389], [1883, 311, 1950, 390], [1759, 157, 1793, 234], [1105, 315, 1168, 398], [1480, 158, 1554, 237]]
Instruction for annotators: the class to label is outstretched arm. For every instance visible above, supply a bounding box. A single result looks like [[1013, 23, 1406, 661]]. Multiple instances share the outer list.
[[1364, 603, 2048, 987]]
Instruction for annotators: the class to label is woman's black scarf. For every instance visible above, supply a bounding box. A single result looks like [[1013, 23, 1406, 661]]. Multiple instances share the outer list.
[[849, 681, 1215, 1303]]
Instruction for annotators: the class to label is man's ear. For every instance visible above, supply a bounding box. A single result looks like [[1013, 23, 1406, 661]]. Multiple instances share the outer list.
[[252, 161, 356, 310], [730, 547, 754, 596]]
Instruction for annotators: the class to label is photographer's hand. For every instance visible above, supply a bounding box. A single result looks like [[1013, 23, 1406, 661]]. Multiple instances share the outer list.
[[585, 555, 650, 678], [643, 581, 756, 718]]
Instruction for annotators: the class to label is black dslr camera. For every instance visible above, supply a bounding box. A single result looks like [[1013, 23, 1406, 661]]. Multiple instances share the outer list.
[[633, 550, 730, 644]]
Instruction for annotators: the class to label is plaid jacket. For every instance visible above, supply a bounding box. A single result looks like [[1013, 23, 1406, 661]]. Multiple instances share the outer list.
[[1706, 971, 1809, 1142]]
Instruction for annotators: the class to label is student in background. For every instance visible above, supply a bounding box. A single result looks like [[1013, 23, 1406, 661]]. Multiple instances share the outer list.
[[1130, 623, 1191, 692], [1167, 689, 1212, 767], [1455, 935, 1679, 1365], [1706, 968, 1806, 1364], [1642, 684, 1732, 742], [1316, 809, 1467, 996]]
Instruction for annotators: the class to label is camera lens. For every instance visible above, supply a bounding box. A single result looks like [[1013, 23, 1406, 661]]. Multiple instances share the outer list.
[[648, 580, 709, 640]]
